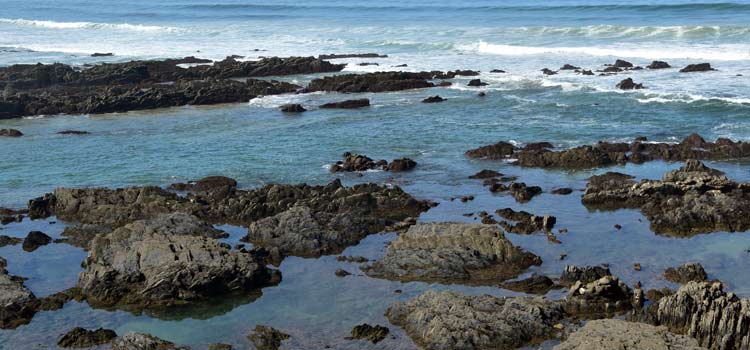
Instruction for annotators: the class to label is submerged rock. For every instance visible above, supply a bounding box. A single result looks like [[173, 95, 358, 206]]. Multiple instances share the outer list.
[[112, 332, 185, 350], [422, 95, 446, 103], [469, 169, 502, 179], [279, 103, 306, 113], [500, 273, 557, 295], [319, 98, 370, 109], [306, 72, 435, 93], [582, 160, 750, 236], [0, 129, 23, 137], [364, 222, 542, 284], [554, 319, 706, 350], [58, 327, 118, 348], [495, 208, 556, 234], [349, 324, 389, 344], [248, 325, 290, 350], [664, 262, 708, 284], [646, 281, 750, 350], [680, 63, 714, 73], [78, 213, 281, 310], [57, 130, 91, 135], [467, 79, 487, 87]]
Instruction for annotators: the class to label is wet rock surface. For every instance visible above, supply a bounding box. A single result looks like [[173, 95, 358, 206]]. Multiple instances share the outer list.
[[279, 103, 306, 113], [554, 319, 706, 350], [329, 153, 416, 172], [582, 160, 750, 236], [499, 273, 557, 295], [645, 281, 750, 350], [112, 332, 185, 350], [78, 213, 281, 310], [58, 327, 118, 348], [616, 77, 645, 90], [364, 222, 542, 284], [559, 265, 612, 286], [680, 63, 714, 73], [422, 95, 446, 103], [664, 262, 708, 284], [0, 267, 37, 329], [305, 72, 436, 93], [0, 128, 23, 137], [248, 325, 290, 350], [348, 324, 389, 344], [319, 98, 370, 109], [495, 208, 556, 234], [22, 230, 52, 252], [0, 235, 22, 247], [465, 134, 750, 169]]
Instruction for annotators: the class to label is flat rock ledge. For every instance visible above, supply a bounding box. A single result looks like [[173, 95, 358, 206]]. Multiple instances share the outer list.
[[78, 213, 281, 311], [363, 222, 542, 284], [554, 319, 706, 350], [582, 160, 750, 236], [465, 134, 750, 169]]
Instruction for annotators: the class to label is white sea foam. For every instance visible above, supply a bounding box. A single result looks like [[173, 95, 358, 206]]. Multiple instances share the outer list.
[[474, 41, 750, 61], [0, 18, 182, 33]]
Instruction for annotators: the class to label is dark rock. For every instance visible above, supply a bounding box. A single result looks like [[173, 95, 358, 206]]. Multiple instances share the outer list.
[[167, 175, 237, 193], [112, 332, 185, 350], [541, 68, 557, 75], [551, 188, 573, 195], [386, 158, 417, 171], [0, 235, 22, 247], [615, 224, 623, 230], [559, 265, 612, 287], [279, 103, 306, 113], [465, 141, 516, 159], [613, 59, 634, 68], [680, 63, 714, 73], [349, 324, 389, 344], [496, 208, 556, 234], [91, 53, 114, 57], [335, 269, 351, 277], [208, 344, 232, 350], [438, 70, 480, 78], [318, 53, 387, 59], [422, 95, 446, 103], [523, 142, 554, 151], [77, 213, 281, 310], [22, 231, 52, 252], [0, 267, 37, 329], [600, 66, 623, 73], [57, 130, 91, 135], [330, 153, 380, 172], [560, 64, 581, 70], [645, 282, 749, 350], [27, 194, 55, 219], [460, 196, 474, 202], [564, 275, 633, 316], [467, 79, 487, 87], [582, 160, 750, 236], [490, 69, 506, 73], [469, 169, 502, 179], [647, 61, 671, 69], [0, 129, 23, 137], [364, 222, 542, 284], [646, 288, 674, 303], [58, 327, 117, 348], [393, 64, 408, 67], [508, 182, 542, 202], [477, 92, 486, 97], [306, 72, 435, 93], [580, 69, 594, 75], [357, 62, 379, 66], [616, 78, 645, 90], [248, 325, 290, 350], [336, 255, 368, 263], [500, 273, 557, 295], [319, 98, 370, 109], [664, 262, 708, 284]]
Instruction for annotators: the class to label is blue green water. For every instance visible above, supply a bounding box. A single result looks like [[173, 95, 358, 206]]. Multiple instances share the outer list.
[[1, 1, 750, 349]]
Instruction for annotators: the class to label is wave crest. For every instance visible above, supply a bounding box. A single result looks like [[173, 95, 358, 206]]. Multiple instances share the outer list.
[[0, 18, 183, 32]]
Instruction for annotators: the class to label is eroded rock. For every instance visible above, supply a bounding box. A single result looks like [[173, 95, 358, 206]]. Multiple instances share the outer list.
[[58, 327, 118, 348], [664, 262, 708, 284], [554, 319, 706, 350], [248, 325, 290, 350]]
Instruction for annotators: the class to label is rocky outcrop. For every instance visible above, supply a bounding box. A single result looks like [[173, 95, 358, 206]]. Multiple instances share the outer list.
[[386, 290, 565, 350], [349, 324, 389, 344], [507, 182, 542, 202], [0, 128, 23, 137], [559, 265, 612, 286], [467, 79, 487, 87], [466, 134, 750, 169], [305, 72, 436, 93], [364, 223, 541, 284], [646, 282, 750, 350], [279, 103, 306, 112], [582, 160, 750, 236], [248, 325, 290, 350], [564, 275, 633, 316], [664, 262, 708, 284], [680, 63, 714, 73], [329, 153, 416, 172], [422, 95, 445, 103], [469, 169, 502, 179], [495, 208, 556, 234], [78, 213, 281, 310], [0, 268, 37, 329], [616, 77, 644, 90], [58, 327, 118, 348], [648, 61, 671, 69], [560, 64, 581, 70], [112, 332, 185, 350], [167, 175, 237, 193], [613, 59, 634, 68], [319, 98, 370, 109], [554, 319, 706, 350]]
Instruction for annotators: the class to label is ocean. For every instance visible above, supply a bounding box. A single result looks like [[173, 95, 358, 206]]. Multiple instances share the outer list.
[[1, 1, 749, 349]]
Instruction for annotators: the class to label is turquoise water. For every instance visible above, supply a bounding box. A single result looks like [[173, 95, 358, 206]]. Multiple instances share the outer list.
[[2, 1, 750, 349]]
